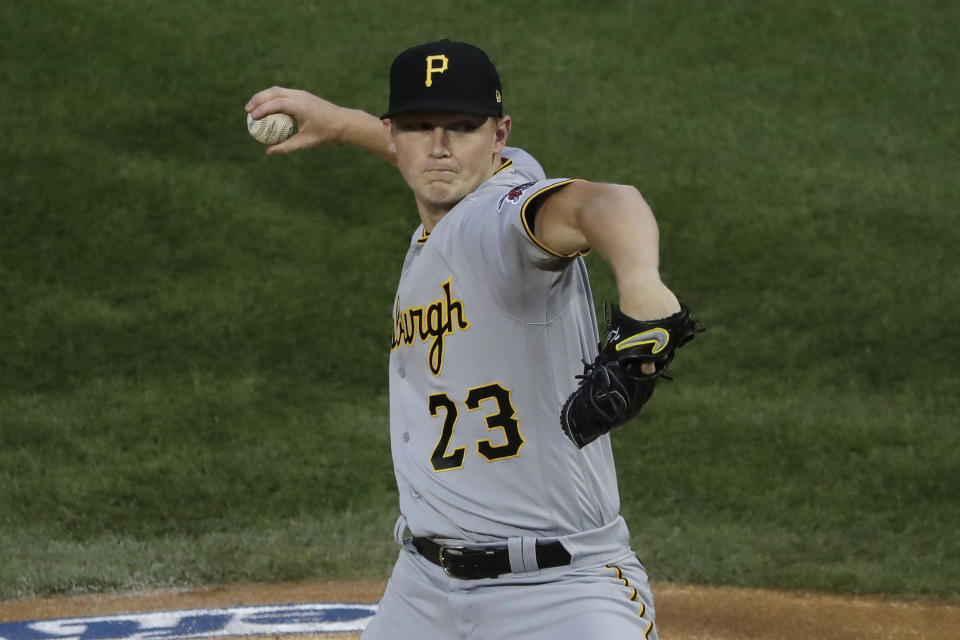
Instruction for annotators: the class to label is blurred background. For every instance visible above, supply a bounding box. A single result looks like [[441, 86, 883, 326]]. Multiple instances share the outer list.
[[1, 0, 957, 600]]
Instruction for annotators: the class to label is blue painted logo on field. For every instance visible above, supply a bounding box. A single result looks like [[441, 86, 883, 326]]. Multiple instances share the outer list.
[[0, 603, 378, 640]]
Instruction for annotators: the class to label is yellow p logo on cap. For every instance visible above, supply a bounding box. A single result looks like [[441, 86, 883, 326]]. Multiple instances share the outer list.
[[425, 54, 449, 87]]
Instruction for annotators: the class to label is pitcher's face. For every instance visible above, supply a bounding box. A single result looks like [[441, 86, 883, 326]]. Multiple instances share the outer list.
[[386, 112, 511, 218]]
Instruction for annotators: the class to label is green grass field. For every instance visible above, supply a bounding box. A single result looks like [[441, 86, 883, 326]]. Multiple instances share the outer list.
[[2, 0, 958, 600]]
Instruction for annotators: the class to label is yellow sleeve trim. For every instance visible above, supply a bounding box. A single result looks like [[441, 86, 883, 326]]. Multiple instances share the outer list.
[[519, 179, 587, 259]]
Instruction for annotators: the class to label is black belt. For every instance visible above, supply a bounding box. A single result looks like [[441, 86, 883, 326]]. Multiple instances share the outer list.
[[412, 537, 571, 580]]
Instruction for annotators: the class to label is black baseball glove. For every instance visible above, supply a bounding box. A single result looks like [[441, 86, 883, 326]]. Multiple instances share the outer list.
[[561, 303, 702, 449]]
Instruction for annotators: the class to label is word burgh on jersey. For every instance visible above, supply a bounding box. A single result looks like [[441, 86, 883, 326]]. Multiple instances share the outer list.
[[391, 277, 470, 375]]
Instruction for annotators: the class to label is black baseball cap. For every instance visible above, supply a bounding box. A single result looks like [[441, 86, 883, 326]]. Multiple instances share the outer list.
[[382, 40, 503, 119]]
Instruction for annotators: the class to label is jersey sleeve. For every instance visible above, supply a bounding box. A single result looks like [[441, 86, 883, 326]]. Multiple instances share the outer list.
[[497, 178, 586, 267], [455, 175, 588, 321]]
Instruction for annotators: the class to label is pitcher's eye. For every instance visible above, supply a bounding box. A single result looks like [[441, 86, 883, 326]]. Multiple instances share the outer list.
[[394, 119, 433, 132], [449, 118, 485, 132], [394, 116, 486, 133]]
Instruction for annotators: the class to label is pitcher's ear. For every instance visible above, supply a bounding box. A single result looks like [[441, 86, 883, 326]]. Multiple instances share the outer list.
[[382, 118, 397, 154], [494, 115, 512, 150]]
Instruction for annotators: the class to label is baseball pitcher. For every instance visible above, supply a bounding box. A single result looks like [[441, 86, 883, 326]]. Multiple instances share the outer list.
[[246, 39, 701, 640]]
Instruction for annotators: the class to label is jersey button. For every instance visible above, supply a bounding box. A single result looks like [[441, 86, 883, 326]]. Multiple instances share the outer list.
[[398, 367, 406, 378], [402, 432, 410, 443]]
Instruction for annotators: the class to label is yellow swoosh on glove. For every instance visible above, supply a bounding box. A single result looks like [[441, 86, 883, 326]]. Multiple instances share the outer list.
[[615, 328, 669, 354]]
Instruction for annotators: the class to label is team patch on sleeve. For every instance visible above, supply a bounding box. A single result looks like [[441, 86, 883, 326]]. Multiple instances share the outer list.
[[496, 181, 537, 212]]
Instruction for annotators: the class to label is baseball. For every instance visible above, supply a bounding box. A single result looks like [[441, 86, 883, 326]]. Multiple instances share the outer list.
[[246, 112, 296, 145]]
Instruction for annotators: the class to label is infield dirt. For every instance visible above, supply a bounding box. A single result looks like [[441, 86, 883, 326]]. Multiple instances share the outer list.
[[2, 579, 958, 640]]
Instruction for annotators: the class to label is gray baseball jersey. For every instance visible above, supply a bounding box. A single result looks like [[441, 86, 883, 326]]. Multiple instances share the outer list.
[[367, 146, 658, 640], [388, 146, 622, 542]]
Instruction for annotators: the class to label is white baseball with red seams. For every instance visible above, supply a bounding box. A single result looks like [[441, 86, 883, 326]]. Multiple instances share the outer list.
[[246, 112, 296, 145]]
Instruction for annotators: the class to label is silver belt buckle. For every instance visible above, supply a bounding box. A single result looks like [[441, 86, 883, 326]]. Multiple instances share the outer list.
[[438, 544, 499, 579], [438, 545, 465, 577]]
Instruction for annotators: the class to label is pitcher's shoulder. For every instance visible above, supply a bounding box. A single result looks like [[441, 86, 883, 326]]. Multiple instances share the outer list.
[[497, 147, 547, 183]]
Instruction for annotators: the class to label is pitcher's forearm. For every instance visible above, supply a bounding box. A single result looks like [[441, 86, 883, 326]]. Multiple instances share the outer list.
[[581, 188, 680, 320], [337, 107, 396, 165], [245, 87, 396, 163], [535, 181, 681, 321], [612, 267, 681, 321]]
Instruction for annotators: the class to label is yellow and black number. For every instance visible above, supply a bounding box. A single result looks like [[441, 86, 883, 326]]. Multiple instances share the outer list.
[[466, 384, 523, 461], [429, 392, 467, 471], [429, 383, 525, 472]]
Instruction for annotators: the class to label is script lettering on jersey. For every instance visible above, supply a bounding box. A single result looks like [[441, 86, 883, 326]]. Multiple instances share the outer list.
[[392, 277, 469, 375]]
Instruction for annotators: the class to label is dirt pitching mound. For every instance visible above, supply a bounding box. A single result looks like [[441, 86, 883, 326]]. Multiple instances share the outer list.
[[2, 579, 957, 640]]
